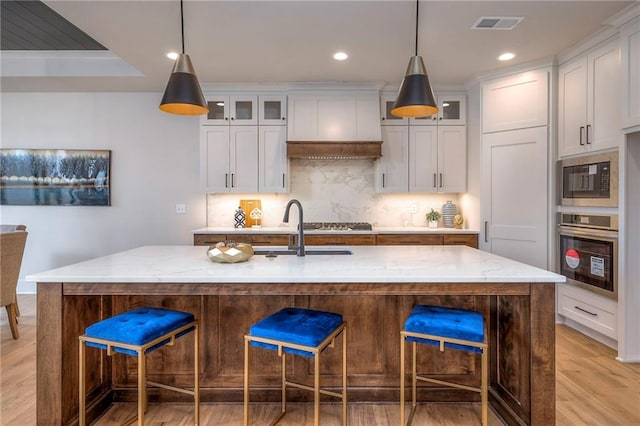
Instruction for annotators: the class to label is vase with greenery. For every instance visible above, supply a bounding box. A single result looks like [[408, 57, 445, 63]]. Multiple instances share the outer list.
[[426, 209, 441, 228]]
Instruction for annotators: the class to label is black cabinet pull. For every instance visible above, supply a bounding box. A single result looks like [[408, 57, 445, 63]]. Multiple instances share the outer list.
[[282, 173, 285, 188], [439, 173, 443, 188], [579, 126, 585, 145], [433, 173, 437, 188], [382, 173, 386, 188], [225, 173, 229, 188], [586, 124, 591, 144], [574, 306, 597, 316], [231, 174, 235, 187], [484, 221, 489, 243]]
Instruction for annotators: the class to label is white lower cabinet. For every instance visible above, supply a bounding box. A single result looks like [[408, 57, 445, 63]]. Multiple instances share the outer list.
[[558, 284, 617, 339], [258, 126, 288, 193], [200, 126, 258, 193], [377, 125, 465, 193]]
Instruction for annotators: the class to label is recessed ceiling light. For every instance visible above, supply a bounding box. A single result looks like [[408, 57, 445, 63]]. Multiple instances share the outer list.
[[498, 52, 515, 61], [333, 52, 348, 61], [167, 52, 179, 60]]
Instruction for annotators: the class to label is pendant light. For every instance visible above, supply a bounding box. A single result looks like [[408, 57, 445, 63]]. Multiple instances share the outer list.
[[159, 0, 208, 116], [391, 0, 438, 118]]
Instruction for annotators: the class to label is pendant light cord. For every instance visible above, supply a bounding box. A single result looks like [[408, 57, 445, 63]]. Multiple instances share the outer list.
[[414, 0, 419, 56], [180, 0, 185, 54]]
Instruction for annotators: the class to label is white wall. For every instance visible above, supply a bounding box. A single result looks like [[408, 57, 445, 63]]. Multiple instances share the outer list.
[[1, 93, 207, 292]]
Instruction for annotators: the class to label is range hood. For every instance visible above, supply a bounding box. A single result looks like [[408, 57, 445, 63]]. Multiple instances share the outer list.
[[286, 141, 383, 160]]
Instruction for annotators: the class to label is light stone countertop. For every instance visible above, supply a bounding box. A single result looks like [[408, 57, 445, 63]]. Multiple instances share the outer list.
[[27, 245, 564, 284], [192, 226, 480, 235]]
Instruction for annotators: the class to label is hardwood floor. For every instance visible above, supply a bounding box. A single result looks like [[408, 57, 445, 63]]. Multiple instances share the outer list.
[[2, 295, 639, 425]]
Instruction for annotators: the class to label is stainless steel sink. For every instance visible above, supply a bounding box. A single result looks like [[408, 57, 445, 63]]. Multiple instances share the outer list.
[[254, 248, 353, 256]]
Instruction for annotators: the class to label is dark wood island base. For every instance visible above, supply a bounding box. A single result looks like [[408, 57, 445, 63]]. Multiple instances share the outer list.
[[37, 281, 555, 426]]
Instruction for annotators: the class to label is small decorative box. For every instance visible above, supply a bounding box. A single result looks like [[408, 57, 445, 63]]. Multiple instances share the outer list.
[[207, 241, 254, 263]]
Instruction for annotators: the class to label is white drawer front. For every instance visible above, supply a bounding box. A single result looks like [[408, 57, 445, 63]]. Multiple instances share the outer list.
[[558, 285, 617, 339]]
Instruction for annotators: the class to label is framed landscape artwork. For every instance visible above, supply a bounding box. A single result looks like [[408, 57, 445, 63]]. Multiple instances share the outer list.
[[0, 149, 111, 206]]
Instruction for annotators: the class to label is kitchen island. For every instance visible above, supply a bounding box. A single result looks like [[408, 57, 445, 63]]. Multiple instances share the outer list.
[[29, 245, 564, 425]]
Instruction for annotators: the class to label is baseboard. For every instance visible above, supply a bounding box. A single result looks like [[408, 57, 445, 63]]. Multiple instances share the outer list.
[[562, 317, 618, 350]]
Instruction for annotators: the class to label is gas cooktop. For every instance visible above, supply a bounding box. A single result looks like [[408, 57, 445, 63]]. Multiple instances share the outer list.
[[303, 222, 373, 231]]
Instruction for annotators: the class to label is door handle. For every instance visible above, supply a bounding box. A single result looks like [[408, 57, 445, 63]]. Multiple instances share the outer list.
[[225, 173, 229, 188], [282, 173, 285, 188], [586, 124, 591, 144], [231, 173, 235, 187], [439, 173, 443, 188], [484, 221, 489, 243], [382, 173, 386, 188], [579, 126, 585, 145], [433, 173, 437, 188]]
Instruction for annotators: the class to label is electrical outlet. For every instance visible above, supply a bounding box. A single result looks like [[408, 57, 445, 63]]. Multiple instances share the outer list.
[[410, 203, 417, 214], [175, 204, 186, 214]]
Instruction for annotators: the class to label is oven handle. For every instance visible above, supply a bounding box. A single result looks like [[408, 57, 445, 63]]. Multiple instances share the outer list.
[[558, 225, 618, 240]]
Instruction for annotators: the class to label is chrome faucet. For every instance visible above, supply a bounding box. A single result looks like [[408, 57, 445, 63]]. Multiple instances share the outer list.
[[283, 199, 305, 256]]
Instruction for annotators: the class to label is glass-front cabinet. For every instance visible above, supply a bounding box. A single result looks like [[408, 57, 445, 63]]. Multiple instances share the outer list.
[[259, 95, 287, 125], [381, 93, 465, 125], [202, 95, 258, 125]]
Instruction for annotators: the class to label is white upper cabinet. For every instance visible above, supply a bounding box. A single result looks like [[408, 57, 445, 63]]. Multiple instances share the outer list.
[[381, 94, 466, 126], [259, 126, 288, 193], [259, 95, 287, 126], [558, 37, 620, 157], [620, 16, 640, 130], [200, 126, 259, 193], [201, 95, 258, 125], [288, 94, 381, 141], [377, 126, 409, 192], [482, 70, 548, 133], [410, 126, 466, 193]]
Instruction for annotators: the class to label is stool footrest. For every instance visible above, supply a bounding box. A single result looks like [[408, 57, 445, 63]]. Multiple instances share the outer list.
[[415, 375, 482, 393], [146, 380, 196, 396], [284, 380, 344, 399]]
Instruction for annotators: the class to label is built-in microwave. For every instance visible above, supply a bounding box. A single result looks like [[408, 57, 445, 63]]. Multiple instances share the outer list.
[[559, 151, 618, 207]]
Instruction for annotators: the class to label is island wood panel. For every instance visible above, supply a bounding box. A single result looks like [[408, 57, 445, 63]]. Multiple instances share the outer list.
[[41, 281, 554, 426], [300, 234, 376, 245]]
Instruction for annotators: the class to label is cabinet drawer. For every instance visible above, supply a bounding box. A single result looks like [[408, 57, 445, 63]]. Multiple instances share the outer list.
[[376, 234, 444, 245], [303, 234, 376, 246], [558, 285, 617, 339], [443, 234, 478, 248], [231, 234, 290, 246], [194, 234, 228, 246]]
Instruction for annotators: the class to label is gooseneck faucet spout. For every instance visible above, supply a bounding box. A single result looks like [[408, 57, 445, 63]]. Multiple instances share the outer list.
[[283, 199, 305, 256]]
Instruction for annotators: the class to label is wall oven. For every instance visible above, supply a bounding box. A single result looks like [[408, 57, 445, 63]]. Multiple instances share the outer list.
[[558, 213, 618, 299], [559, 151, 618, 207]]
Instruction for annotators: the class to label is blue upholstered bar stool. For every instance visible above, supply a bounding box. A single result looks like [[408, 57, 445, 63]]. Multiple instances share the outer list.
[[78, 307, 199, 425], [244, 307, 347, 426], [400, 305, 488, 426]]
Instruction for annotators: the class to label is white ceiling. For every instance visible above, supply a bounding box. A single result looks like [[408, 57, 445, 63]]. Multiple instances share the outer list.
[[1, 0, 635, 93]]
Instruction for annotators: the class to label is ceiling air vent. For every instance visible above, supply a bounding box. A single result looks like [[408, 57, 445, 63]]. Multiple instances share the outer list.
[[472, 16, 523, 30]]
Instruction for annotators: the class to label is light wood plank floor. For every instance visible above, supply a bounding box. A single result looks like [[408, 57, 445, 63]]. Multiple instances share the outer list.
[[2, 295, 639, 425]]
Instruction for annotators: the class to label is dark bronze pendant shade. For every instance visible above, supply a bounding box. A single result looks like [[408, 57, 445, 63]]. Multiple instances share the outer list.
[[159, 0, 208, 116], [391, 0, 438, 118]]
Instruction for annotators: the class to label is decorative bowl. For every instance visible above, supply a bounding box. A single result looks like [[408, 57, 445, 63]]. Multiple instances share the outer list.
[[207, 242, 254, 263]]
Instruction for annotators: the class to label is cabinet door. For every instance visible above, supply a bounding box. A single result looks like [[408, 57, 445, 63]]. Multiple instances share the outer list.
[[409, 94, 466, 126], [202, 95, 230, 125], [481, 127, 548, 268], [377, 126, 409, 192], [482, 70, 548, 133], [380, 95, 408, 125], [229, 126, 258, 193], [201, 126, 231, 192], [409, 126, 437, 192], [438, 126, 466, 193], [288, 97, 318, 140], [259, 126, 288, 193], [229, 95, 258, 125], [558, 57, 588, 157], [621, 16, 640, 129], [588, 39, 620, 151], [259, 95, 287, 125]]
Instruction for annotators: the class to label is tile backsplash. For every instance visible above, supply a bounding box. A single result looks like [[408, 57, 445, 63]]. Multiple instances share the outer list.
[[206, 160, 462, 228]]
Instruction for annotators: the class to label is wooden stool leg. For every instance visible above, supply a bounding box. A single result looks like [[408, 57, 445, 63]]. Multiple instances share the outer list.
[[281, 351, 287, 416], [194, 323, 200, 425], [138, 351, 145, 426], [6, 304, 19, 339], [243, 338, 250, 426], [400, 334, 405, 426], [411, 341, 417, 411], [79, 339, 86, 426], [314, 353, 320, 426], [481, 349, 488, 426]]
